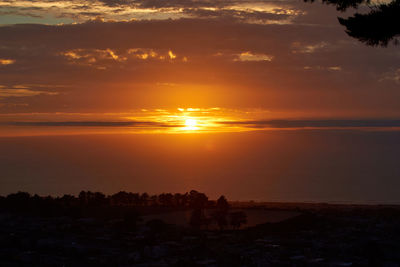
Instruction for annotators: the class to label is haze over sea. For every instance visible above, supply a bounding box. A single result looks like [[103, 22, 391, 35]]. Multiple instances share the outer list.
[[1, 129, 399, 204]]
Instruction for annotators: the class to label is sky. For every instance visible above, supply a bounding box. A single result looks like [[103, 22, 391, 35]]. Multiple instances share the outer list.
[[0, 0, 399, 133], [0, 0, 400, 201]]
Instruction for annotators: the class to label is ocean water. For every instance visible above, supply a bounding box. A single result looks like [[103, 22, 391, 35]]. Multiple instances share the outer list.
[[1, 129, 399, 204]]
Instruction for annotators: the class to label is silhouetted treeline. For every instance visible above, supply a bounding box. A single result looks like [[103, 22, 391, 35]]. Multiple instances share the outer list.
[[0, 190, 247, 229], [0, 190, 216, 217]]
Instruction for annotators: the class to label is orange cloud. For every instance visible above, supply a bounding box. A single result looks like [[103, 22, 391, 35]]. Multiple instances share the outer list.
[[0, 85, 58, 98], [0, 59, 15, 65], [234, 52, 273, 62]]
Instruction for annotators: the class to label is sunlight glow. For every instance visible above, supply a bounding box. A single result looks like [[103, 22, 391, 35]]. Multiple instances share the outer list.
[[0, 107, 279, 136], [183, 118, 198, 130]]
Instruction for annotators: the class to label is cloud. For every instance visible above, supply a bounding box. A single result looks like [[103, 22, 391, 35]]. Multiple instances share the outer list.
[[3, 119, 400, 133], [303, 65, 342, 71], [291, 41, 328, 54], [0, 89, 58, 98], [181, 7, 295, 24], [2, 121, 159, 127], [0, 59, 15, 65], [380, 68, 400, 84], [59, 48, 181, 68], [0, 85, 58, 98], [219, 119, 400, 128], [234, 52, 273, 62], [0, 0, 302, 24]]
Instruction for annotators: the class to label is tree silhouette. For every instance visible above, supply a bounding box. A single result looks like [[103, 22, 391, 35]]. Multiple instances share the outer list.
[[78, 191, 107, 206], [304, 0, 400, 46], [229, 211, 248, 229], [7, 192, 31, 211], [173, 193, 187, 206], [93, 192, 107, 206], [212, 195, 230, 230], [189, 208, 206, 229], [159, 193, 174, 206], [140, 192, 149, 206], [338, 0, 400, 46], [78, 191, 88, 205], [188, 190, 208, 209], [187, 190, 209, 229], [60, 194, 75, 206], [111, 191, 130, 205], [150, 194, 158, 206]]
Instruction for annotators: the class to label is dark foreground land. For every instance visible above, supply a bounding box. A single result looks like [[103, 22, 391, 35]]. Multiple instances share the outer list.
[[1, 192, 400, 266]]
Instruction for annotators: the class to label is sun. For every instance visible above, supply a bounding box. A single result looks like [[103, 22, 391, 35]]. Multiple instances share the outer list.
[[185, 118, 197, 127], [183, 118, 198, 130]]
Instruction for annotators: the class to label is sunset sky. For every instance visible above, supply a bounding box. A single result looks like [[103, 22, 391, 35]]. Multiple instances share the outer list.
[[1, 0, 399, 134], [1, 0, 399, 202]]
